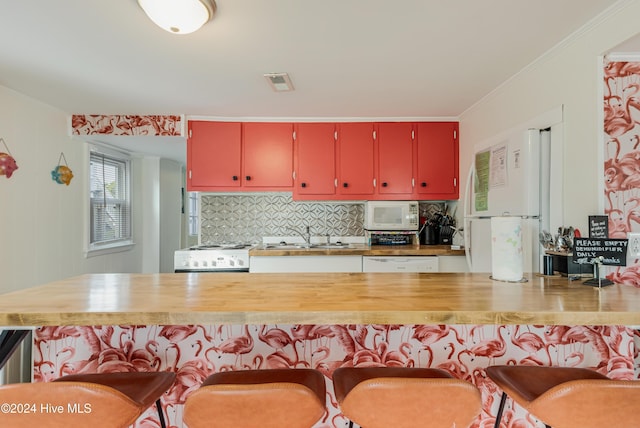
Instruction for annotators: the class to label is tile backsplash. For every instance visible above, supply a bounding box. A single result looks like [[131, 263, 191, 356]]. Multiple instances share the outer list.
[[199, 193, 446, 244]]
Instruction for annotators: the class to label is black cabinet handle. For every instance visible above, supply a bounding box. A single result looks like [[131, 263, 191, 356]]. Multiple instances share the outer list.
[[245, 176, 251, 181], [421, 182, 427, 187], [301, 182, 307, 188], [232, 176, 238, 181], [382, 182, 388, 187], [343, 182, 348, 188]]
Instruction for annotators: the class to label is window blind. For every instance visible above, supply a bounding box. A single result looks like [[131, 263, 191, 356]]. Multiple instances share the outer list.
[[89, 151, 131, 246]]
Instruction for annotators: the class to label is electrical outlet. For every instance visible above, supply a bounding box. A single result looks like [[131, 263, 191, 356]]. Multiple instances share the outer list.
[[628, 233, 640, 257]]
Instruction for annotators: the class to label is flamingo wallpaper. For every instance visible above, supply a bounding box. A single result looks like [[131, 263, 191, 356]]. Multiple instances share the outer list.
[[71, 114, 182, 137], [33, 323, 637, 428], [604, 60, 640, 285]]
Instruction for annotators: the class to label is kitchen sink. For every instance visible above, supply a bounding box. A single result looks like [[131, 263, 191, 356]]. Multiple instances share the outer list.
[[308, 243, 351, 249], [263, 244, 309, 249]]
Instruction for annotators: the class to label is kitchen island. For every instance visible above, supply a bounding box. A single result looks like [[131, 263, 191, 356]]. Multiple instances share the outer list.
[[1, 273, 639, 428], [1, 272, 639, 326]]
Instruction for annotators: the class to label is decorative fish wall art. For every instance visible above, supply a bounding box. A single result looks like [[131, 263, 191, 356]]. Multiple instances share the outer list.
[[51, 152, 73, 185], [0, 138, 18, 178]]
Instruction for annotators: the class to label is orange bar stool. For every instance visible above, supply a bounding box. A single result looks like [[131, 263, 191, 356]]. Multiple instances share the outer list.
[[0, 371, 176, 428], [332, 367, 482, 428], [183, 368, 326, 428], [486, 365, 640, 428]]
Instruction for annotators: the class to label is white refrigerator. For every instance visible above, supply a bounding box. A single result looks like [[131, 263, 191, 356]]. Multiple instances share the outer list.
[[463, 128, 550, 274]]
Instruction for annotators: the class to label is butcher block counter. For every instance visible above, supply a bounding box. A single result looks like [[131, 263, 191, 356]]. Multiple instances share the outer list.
[[1, 272, 639, 327], [249, 244, 465, 256]]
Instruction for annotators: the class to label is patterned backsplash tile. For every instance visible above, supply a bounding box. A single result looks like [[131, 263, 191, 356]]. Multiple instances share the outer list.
[[200, 193, 446, 244]]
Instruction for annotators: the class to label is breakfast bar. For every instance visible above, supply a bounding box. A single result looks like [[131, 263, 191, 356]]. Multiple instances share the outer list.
[[1, 272, 639, 428], [1, 272, 640, 326]]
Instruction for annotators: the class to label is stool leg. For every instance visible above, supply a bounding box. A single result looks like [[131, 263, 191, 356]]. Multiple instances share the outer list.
[[493, 392, 507, 428], [155, 398, 168, 428]]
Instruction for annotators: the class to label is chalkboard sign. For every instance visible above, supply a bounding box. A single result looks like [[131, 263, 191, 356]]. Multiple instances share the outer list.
[[588, 215, 609, 238], [572, 238, 627, 266]]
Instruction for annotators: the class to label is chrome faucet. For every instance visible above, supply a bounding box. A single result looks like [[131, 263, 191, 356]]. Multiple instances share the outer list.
[[287, 225, 311, 246]]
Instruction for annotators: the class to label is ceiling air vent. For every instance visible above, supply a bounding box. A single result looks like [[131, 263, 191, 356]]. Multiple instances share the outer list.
[[264, 73, 294, 92]]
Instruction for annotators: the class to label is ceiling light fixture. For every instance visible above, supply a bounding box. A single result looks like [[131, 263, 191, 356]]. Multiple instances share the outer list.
[[137, 0, 216, 35], [264, 73, 295, 92]]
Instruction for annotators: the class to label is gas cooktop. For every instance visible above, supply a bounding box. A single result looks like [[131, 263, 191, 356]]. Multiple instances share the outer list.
[[188, 243, 253, 250]]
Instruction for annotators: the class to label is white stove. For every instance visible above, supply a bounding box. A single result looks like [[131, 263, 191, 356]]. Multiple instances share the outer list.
[[174, 244, 253, 272]]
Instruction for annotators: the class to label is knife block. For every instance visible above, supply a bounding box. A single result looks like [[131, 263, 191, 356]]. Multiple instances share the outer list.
[[545, 251, 592, 276]]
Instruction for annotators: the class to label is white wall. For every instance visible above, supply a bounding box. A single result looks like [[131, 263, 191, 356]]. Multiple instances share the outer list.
[[138, 157, 183, 273], [159, 159, 183, 272], [0, 86, 148, 293], [459, 1, 640, 233]]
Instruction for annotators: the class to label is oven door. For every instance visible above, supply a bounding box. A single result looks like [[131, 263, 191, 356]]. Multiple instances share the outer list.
[[174, 268, 249, 273]]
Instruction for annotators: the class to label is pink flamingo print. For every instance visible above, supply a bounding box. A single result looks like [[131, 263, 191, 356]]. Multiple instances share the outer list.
[[607, 265, 640, 286], [470, 326, 507, 362], [412, 324, 463, 347], [265, 350, 296, 369], [311, 346, 345, 377], [166, 358, 210, 404], [379, 342, 414, 367], [436, 344, 472, 380], [214, 325, 254, 367], [34, 361, 57, 382], [258, 325, 293, 349], [510, 326, 551, 365], [160, 325, 212, 343]]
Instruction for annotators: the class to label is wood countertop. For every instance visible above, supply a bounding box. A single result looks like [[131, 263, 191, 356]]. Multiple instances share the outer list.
[[249, 244, 465, 256], [1, 273, 640, 327]]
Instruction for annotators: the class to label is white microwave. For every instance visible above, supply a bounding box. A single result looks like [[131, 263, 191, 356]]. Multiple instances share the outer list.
[[364, 201, 419, 230]]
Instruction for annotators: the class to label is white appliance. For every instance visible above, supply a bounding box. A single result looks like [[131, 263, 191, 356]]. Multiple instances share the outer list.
[[363, 256, 439, 272], [364, 201, 419, 231], [174, 244, 253, 272], [463, 128, 551, 274]]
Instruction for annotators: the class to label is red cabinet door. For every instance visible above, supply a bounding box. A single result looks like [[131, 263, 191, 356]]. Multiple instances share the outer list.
[[337, 123, 375, 196], [187, 121, 241, 190], [243, 123, 294, 188], [415, 122, 459, 199], [294, 123, 336, 196], [376, 122, 414, 195]]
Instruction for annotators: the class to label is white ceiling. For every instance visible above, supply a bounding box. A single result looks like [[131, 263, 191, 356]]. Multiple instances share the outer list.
[[0, 0, 636, 163]]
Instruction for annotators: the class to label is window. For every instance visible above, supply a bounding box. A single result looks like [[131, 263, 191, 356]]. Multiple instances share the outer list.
[[89, 149, 132, 253]]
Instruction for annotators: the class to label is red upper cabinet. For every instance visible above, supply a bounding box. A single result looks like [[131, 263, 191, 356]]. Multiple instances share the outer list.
[[294, 123, 336, 197], [376, 122, 415, 196], [415, 122, 459, 199], [242, 123, 294, 188], [187, 121, 293, 191], [337, 123, 375, 197], [188, 120, 458, 199], [187, 121, 242, 190]]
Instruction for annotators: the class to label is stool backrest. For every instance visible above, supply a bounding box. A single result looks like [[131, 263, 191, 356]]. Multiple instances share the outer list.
[[529, 379, 640, 428], [340, 377, 481, 428], [183, 382, 326, 428], [0, 381, 143, 428]]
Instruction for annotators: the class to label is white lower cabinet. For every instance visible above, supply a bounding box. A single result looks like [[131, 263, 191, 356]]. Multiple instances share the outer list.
[[249, 256, 363, 273], [362, 256, 439, 272], [438, 255, 469, 272]]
